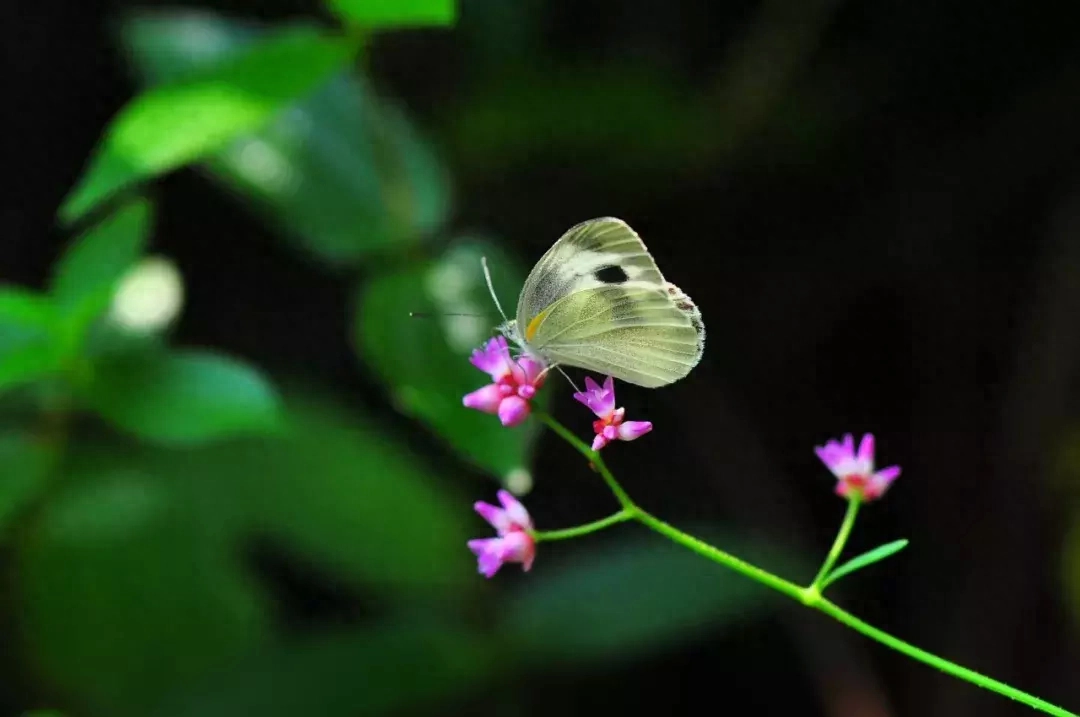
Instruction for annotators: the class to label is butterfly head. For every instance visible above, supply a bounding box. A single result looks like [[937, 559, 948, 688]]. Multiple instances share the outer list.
[[497, 318, 526, 352]]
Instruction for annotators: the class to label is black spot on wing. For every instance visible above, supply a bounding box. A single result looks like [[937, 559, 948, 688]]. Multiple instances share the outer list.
[[595, 264, 629, 284]]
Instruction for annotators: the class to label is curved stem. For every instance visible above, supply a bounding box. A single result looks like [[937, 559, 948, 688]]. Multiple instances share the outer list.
[[815, 598, 1076, 717], [535, 411, 634, 509], [537, 410, 1077, 717], [533, 509, 634, 542], [633, 508, 806, 603], [810, 496, 860, 590]]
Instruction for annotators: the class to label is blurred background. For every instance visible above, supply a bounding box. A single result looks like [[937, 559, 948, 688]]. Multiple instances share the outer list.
[[2, 0, 1079, 715]]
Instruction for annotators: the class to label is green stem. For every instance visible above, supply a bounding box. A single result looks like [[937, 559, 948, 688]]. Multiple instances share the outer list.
[[810, 496, 860, 590], [633, 509, 806, 603], [537, 411, 1077, 717], [533, 509, 634, 542], [535, 411, 634, 509], [815, 598, 1076, 717]]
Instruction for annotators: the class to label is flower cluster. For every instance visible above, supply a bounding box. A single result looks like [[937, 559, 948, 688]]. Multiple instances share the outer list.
[[573, 376, 652, 450], [467, 490, 535, 578], [463, 338, 905, 578], [462, 337, 546, 427], [814, 432, 900, 501]]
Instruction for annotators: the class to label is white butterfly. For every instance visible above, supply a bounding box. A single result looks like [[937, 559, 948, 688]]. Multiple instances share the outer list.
[[485, 217, 705, 388]]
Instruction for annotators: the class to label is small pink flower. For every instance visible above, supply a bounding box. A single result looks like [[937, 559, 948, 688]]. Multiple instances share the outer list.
[[814, 433, 901, 501], [463, 337, 547, 427], [573, 376, 653, 451], [467, 489, 536, 578]]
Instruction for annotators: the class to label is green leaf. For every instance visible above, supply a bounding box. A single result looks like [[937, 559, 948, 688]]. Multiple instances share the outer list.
[[120, 11, 450, 267], [156, 623, 491, 717], [355, 238, 540, 482], [147, 390, 474, 598], [448, 64, 721, 175], [0, 288, 62, 394], [0, 431, 57, 532], [820, 539, 909, 589], [83, 348, 282, 444], [325, 0, 456, 28], [60, 27, 354, 223], [503, 533, 783, 665], [15, 466, 270, 717], [50, 197, 153, 346]]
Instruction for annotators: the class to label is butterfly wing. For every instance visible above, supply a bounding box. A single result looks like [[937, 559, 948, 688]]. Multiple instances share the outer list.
[[517, 218, 705, 387]]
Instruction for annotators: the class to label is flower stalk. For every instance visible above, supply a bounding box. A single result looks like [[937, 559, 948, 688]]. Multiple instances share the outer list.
[[461, 356, 1075, 716], [525, 410, 1077, 717], [809, 496, 861, 591]]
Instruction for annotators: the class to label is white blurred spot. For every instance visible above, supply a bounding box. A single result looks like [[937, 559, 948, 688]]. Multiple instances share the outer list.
[[426, 260, 471, 303], [173, 16, 236, 62], [227, 138, 295, 194], [425, 256, 491, 351], [505, 468, 532, 496], [442, 307, 488, 353], [109, 256, 184, 333]]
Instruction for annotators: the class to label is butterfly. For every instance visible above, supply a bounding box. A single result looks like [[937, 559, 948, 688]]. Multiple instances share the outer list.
[[486, 217, 705, 388]]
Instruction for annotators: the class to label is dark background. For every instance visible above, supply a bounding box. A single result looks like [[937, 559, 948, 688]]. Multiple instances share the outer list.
[[3, 0, 1080, 716]]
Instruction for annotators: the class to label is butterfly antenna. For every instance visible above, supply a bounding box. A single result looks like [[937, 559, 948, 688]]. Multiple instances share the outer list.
[[409, 311, 484, 319], [481, 256, 510, 324], [554, 364, 581, 392]]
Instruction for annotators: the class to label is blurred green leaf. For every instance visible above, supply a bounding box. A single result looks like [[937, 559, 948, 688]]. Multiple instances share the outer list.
[[355, 238, 540, 482], [449, 64, 719, 175], [821, 539, 909, 589], [0, 288, 62, 395], [503, 533, 781, 666], [50, 197, 153, 347], [151, 391, 474, 598], [16, 467, 270, 717], [326, 0, 456, 27], [120, 10, 450, 267], [0, 431, 56, 531], [156, 623, 491, 717], [83, 348, 282, 444], [60, 27, 354, 223]]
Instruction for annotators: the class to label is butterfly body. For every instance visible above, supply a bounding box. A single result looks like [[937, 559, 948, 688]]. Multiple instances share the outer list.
[[499, 217, 704, 388]]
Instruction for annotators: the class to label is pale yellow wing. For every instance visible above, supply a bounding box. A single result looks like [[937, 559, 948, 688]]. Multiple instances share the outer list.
[[530, 283, 705, 388], [516, 217, 664, 328]]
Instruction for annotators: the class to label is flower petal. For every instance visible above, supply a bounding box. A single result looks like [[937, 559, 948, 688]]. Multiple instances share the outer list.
[[816, 436, 859, 477], [599, 377, 617, 415], [876, 465, 901, 482], [814, 443, 845, 475], [617, 420, 653, 442], [517, 355, 548, 386], [474, 500, 511, 534], [867, 465, 902, 499], [469, 337, 514, 380], [499, 530, 536, 571], [497, 395, 531, 426], [856, 433, 875, 473], [591, 434, 608, 451], [497, 489, 532, 530], [572, 375, 615, 418], [467, 538, 506, 578], [463, 384, 507, 414]]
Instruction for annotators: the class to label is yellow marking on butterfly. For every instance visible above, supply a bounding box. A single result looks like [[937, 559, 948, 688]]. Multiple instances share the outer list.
[[525, 309, 550, 342]]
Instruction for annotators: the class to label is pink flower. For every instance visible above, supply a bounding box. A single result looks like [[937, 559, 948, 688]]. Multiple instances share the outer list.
[[463, 337, 547, 427], [467, 490, 536, 578], [814, 433, 901, 501], [573, 376, 653, 451]]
